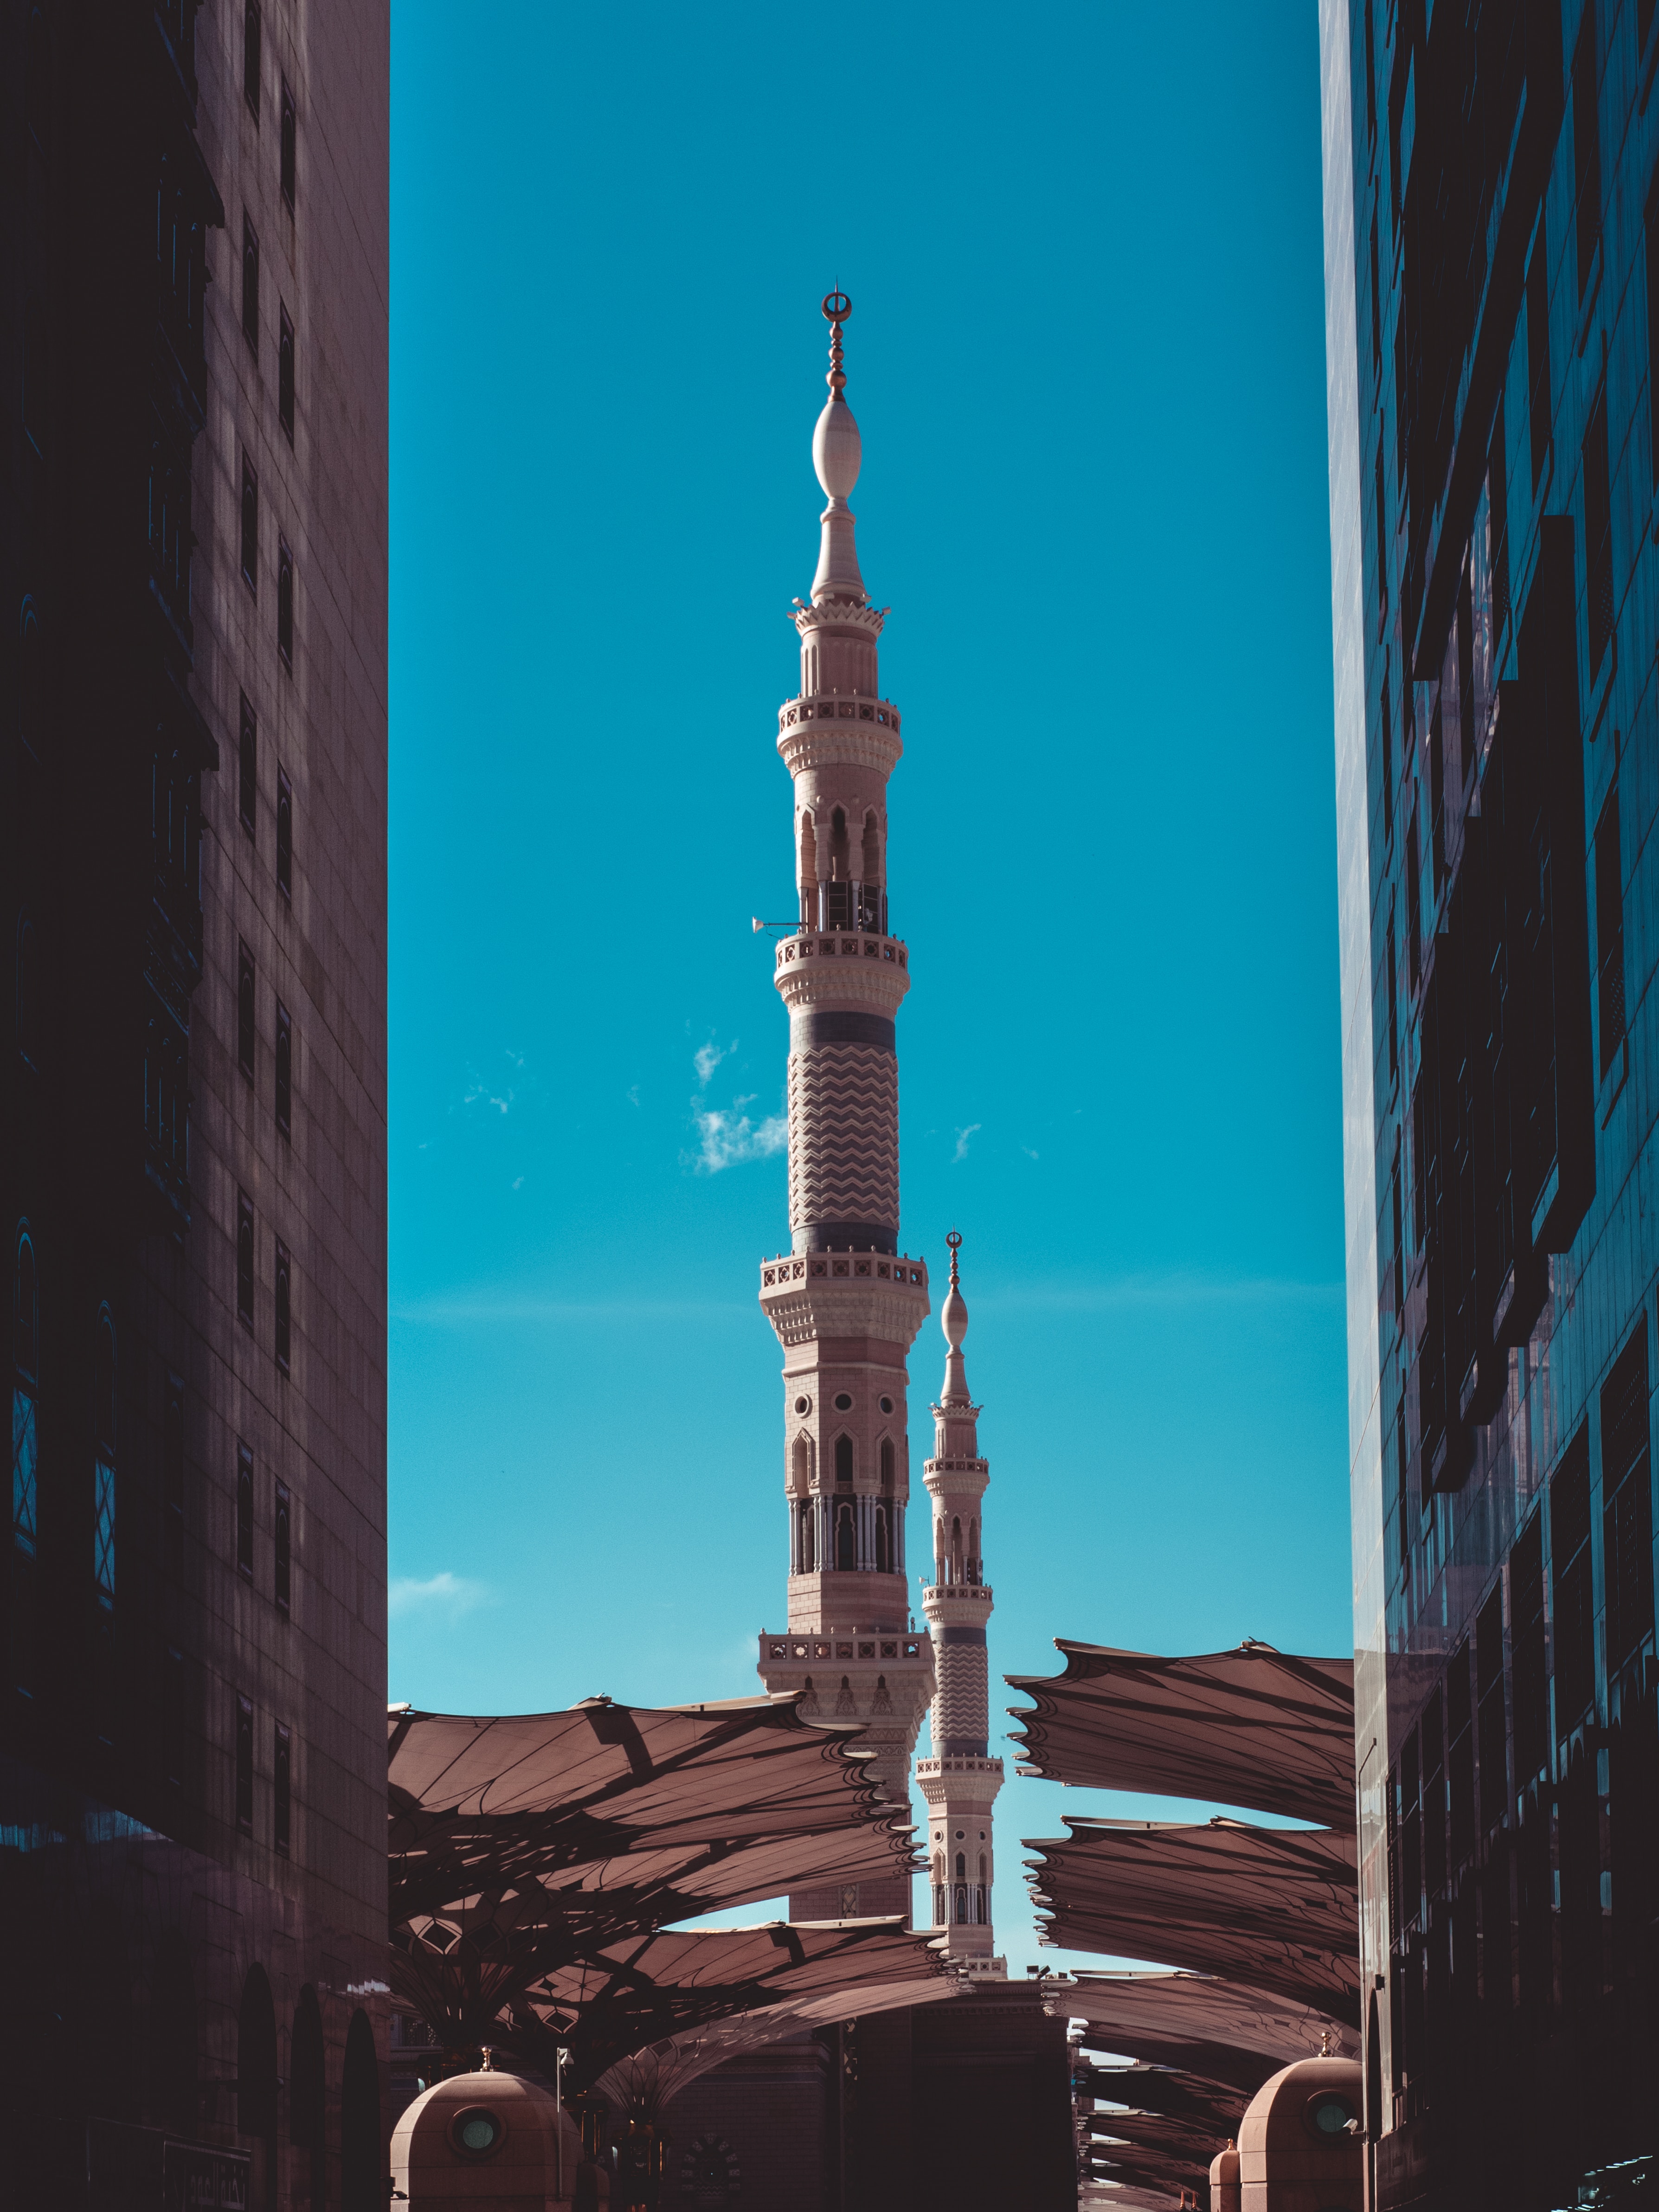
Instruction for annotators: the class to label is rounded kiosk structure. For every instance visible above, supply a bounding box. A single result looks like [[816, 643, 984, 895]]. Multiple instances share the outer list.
[[1235, 2053, 1362, 2212], [1210, 2138, 1241, 2212], [391, 2064, 583, 2212]]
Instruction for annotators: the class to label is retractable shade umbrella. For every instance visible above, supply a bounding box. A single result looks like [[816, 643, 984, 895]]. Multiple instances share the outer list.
[[1026, 1818, 1360, 2024], [1007, 1640, 1354, 1830], [1052, 1968, 1357, 2077], [387, 1695, 922, 2037], [499, 1918, 950, 2089], [1079, 2064, 1247, 2131]]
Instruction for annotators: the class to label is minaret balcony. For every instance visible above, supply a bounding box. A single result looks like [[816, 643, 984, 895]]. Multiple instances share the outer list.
[[774, 931, 911, 1020], [759, 1251, 930, 1350], [763, 1628, 930, 1665], [777, 703, 903, 778], [915, 1753, 1006, 1785], [920, 1582, 994, 1607]]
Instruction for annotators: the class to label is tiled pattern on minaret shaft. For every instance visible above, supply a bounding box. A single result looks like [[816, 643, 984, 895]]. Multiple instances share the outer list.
[[756, 298, 934, 1925], [917, 1235, 1007, 1975], [786, 1045, 900, 1237]]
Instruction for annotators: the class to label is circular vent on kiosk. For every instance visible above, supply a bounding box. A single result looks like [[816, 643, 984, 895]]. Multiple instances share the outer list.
[[1305, 2090, 1357, 2139], [452, 2107, 506, 2158]]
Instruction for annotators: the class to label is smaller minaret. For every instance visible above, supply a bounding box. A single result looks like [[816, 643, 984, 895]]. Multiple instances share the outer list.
[[916, 1232, 1006, 1975]]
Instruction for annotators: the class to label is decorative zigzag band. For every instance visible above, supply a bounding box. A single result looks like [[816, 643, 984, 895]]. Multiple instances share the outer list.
[[788, 1045, 900, 1238]]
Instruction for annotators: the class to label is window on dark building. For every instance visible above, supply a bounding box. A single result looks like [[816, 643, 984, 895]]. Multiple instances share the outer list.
[[1511, 1510, 1547, 1786], [1489, 403, 1510, 639], [163, 1646, 186, 1788], [16, 914, 39, 1071], [1645, 0, 1659, 54], [1583, 379, 1613, 677], [277, 537, 293, 667], [92, 1307, 116, 1612], [278, 304, 295, 443], [1573, 6, 1601, 300], [276, 770, 292, 898], [238, 693, 257, 839], [235, 1694, 254, 1833], [1374, 440, 1388, 620], [244, 1, 261, 117], [1550, 1423, 1595, 1729], [237, 1193, 254, 1328], [238, 942, 256, 1080], [1527, 229, 1551, 489], [1475, 1585, 1507, 1833], [1447, 1640, 1474, 1867], [12, 1227, 39, 1561], [1370, 211, 1381, 373], [1364, 0, 1376, 146], [1595, 784, 1626, 1077], [241, 453, 258, 594], [275, 1480, 290, 1614], [241, 213, 259, 351], [1422, 1687, 1445, 1898], [1601, 1326, 1654, 1676], [1386, 909, 1398, 1086], [1400, 1727, 1421, 1925], [1406, 805, 1422, 988], [276, 1001, 292, 1137], [1380, 673, 1393, 843], [274, 1723, 290, 1854], [237, 1442, 254, 1581], [1647, 169, 1659, 483], [275, 1242, 290, 1373], [163, 1373, 185, 1574], [281, 79, 296, 210]]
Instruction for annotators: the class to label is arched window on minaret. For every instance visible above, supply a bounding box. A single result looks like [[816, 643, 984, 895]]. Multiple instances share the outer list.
[[954, 1853, 968, 1923], [826, 808, 852, 928], [934, 1517, 947, 1585], [879, 1438, 894, 1492], [977, 1852, 988, 1922], [859, 811, 883, 932], [798, 811, 818, 929], [932, 1854, 945, 1925], [967, 1516, 979, 1585], [835, 1501, 855, 1571], [792, 1433, 813, 1492], [874, 1505, 889, 1573], [950, 1515, 963, 1583], [834, 1434, 853, 1485], [799, 1499, 815, 1572]]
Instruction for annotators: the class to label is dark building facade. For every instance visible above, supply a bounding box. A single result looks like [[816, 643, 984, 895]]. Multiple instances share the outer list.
[[1324, 1, 1659, 2208], [1, 2, 389, 2205]]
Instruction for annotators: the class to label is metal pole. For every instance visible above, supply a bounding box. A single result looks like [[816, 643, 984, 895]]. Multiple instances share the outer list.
[[554, 2047, 569, 2202]]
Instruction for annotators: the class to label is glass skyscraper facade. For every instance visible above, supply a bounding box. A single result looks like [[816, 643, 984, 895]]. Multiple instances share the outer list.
[[1322, 1, 1659, 2205]]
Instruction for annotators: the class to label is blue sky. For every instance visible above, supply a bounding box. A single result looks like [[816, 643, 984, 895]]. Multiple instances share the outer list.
[[388, 0, 1343, 1971]]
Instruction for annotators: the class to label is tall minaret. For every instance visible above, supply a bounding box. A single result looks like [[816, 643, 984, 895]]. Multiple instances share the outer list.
[[916, 1233, 1007, 1975], [757, 295, 936, 1923]]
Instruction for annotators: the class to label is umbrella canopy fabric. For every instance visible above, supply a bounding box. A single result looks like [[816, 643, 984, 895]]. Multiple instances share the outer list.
[[1081, 2064, 1248, 2130], [1088, 2108, 1231, 2167], [1078, 2190, 1186, 2212], [387, 1696, 922, 2037], [1007, 1640, 1355, 1830], [1026, 1818, 1360, 2024], [1052, 1968, 1357, 2078], [592, 1968, 959, 2121], [1088, 2141, 1214, 2190], [499, 1919, 950, 2088]]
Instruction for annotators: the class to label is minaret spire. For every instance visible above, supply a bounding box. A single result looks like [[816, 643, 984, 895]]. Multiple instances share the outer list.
[[810, 290, 867, 606], [918, 1233, 1007, 1975], [757, 295, 934, 1926]]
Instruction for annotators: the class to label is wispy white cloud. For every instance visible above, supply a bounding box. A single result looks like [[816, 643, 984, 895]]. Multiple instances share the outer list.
[[387, 1570, 489, 1620], [694, 1040, 733, 1087], [691, 1105, 788, 1173], [458, 1048, 528, 1116], [952, 1123, 982, 1163]]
